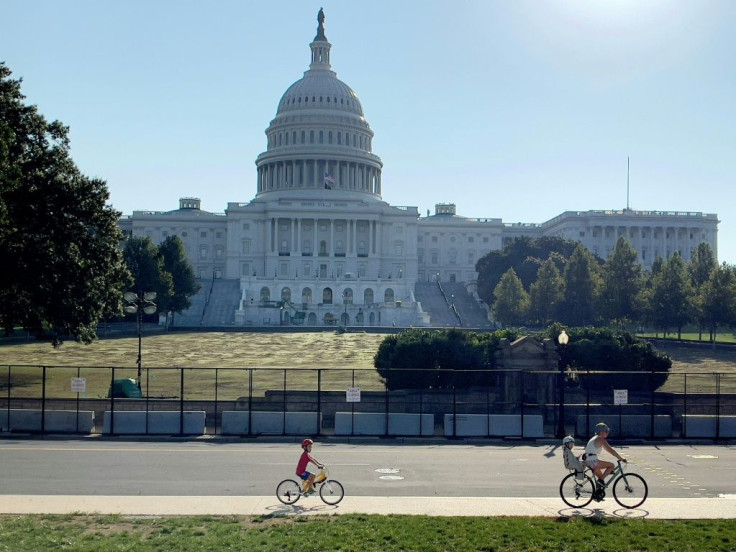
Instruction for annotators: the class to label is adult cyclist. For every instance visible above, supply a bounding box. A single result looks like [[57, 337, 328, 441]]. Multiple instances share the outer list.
[[584, 422, 626, 494]]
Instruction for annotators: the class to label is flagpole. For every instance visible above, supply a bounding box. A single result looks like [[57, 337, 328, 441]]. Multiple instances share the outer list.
[[626, 156, 630, 210]]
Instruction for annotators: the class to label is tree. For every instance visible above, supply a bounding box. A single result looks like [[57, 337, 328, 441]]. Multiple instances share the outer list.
[[476, 236, 580, 306], [528, 257, 564, 326], [492, 268, 529, 326], [645, 253, 694, 338], [122, 237, 174, 312], [158, 235, 201, 321], [0, 63, 130, 344], [558, 245, 600, 326], [688, 243, 717, 340], [699, 263, 736, 344], [597, 237, 643, 326]]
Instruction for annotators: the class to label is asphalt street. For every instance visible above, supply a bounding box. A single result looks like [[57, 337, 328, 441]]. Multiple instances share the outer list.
[[1, 438, 734, 500]]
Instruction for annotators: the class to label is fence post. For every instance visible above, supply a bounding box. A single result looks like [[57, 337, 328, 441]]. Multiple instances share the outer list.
[[248, 369, 253, 437], [452, 381, 457, 438], [41, 366, 47, 433], [384, 374, 389, 437], [520, 371, 525, 438], [650, 369, 655, 440], [282, 369, 287, 436], [683, 374, 687, 438], [214, 368, 219, 436], [317, 369, 322, 437], [716, 373, 721, 440], [179, 368, 185, 436], [110, 366, 115, 435], [76, 366, 81, 433], [350, 370, 355, 435]]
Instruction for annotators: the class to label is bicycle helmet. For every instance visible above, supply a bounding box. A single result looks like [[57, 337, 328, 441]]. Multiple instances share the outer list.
[[595, 422, 610, 434], [562, 435, 575, 449], [301, 438, 314, 448]]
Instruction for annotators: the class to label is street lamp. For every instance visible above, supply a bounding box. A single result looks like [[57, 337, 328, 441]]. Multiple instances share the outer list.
[[556, 330, 570, 438], [124, 291, 157, 391], [343, 291, 349, 326]]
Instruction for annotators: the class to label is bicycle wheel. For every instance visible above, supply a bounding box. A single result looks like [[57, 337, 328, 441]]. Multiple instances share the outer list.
[[319, 479, 345, 505], [559, 473, 595, 508], [613, 473, 648, 509], [276, 479, 301, 505]]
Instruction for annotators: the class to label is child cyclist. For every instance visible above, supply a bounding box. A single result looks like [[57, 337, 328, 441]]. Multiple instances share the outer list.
[[296, 438, 324, 494]]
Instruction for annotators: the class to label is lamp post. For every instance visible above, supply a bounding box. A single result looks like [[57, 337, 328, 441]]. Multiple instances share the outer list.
[[124, 291, 157, 391], [343, 291, 349, 326], [556, 330, 569, 438]]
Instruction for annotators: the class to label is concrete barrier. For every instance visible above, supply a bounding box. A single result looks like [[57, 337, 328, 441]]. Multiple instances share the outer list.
[[490, 414, 544, 438], [221, 411, 250, 435], [249, 411, 320, 435], [575, 415, 673, 438], [0, 409, 94, 433], [103, 411, 206, 434], [683, 415, 736, 438], [334, 412, 434, 436], [443, 414, 544, 437], [443, 414, 487, 437]]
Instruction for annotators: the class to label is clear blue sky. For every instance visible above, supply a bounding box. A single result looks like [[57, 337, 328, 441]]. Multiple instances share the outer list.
[[3, 1, 735, 264]]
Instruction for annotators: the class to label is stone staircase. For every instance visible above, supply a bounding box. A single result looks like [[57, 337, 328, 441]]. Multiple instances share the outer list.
[[414, 282, 492, 328], [173, 278, 241, 327]]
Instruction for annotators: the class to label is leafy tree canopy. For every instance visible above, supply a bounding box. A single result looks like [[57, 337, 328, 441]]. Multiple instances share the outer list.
[[476, 236, 582, 304], [0, 63, 131, 344]]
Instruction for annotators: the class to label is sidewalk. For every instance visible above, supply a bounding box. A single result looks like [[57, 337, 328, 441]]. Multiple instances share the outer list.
[[1, 495, 735, 519]]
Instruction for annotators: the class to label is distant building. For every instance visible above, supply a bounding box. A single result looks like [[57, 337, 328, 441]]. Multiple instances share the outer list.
[[120, 11, 718, 327]]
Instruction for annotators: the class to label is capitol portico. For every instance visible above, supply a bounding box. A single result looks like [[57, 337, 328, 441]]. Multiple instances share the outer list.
[[119, 10, 718, 328]]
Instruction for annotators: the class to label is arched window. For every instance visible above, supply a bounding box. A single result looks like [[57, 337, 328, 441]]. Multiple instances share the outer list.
[[364, 289, 374, 304], [319, 131, 323, 143], [302, 287, 312, 305], [384, 288, 395, 303], [260, 287, 271, 302], [281, 287, 291, 302], [342, 288, 353, 304], [301, 131, 305, 143], [328, 131, 333, 144], [310, 130, 314, 143], [322, 288, 333, 304]]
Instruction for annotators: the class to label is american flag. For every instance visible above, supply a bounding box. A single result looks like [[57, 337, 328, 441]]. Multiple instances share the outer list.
[[324, 172, 335, 184]]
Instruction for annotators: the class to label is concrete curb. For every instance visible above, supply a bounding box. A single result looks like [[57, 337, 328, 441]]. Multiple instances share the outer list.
[[1, 495, 734, 519]]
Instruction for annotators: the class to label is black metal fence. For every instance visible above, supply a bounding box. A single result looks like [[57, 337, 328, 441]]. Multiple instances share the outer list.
[[1, 365, 734, 439]]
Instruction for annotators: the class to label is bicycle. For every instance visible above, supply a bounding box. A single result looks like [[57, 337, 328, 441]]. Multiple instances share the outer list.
[[560, 459, 648, 509], [276, 467, 345, 506]]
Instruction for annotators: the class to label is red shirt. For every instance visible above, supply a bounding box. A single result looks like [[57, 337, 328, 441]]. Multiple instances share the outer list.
[[296, 450, 317, 476]]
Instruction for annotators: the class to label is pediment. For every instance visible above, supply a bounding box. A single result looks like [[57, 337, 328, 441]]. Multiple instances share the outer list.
[[508, 335, 545, 357]]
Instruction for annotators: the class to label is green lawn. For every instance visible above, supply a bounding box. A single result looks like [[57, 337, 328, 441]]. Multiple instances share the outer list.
[[0, 514, 734, 552], [2, 331, 735, 399]]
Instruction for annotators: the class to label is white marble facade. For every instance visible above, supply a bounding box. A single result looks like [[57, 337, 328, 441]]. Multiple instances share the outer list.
[[119, 11, 718, 327]]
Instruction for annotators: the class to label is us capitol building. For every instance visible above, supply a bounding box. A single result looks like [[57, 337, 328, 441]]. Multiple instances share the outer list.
[[120, 10, 718, 328]]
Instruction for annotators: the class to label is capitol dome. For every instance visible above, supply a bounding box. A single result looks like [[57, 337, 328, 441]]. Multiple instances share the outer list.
[[255, 9, 383, 200]]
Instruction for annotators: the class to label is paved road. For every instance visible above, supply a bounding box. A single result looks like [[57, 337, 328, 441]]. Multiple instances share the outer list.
[[1, 438, 734, 498]]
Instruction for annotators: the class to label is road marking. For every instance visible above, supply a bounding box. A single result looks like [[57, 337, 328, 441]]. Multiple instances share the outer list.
[[688, 455, 718, 459]]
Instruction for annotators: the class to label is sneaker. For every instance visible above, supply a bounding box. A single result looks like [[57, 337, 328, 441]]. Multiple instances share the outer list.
[[597, 479, 605, 488], [305, 488, 316, 495]]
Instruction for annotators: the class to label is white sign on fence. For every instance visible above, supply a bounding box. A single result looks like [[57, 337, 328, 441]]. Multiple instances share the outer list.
[[346, 387, 361, 403], [613, 389, 628, 405], [71, 377, 87, 393]]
